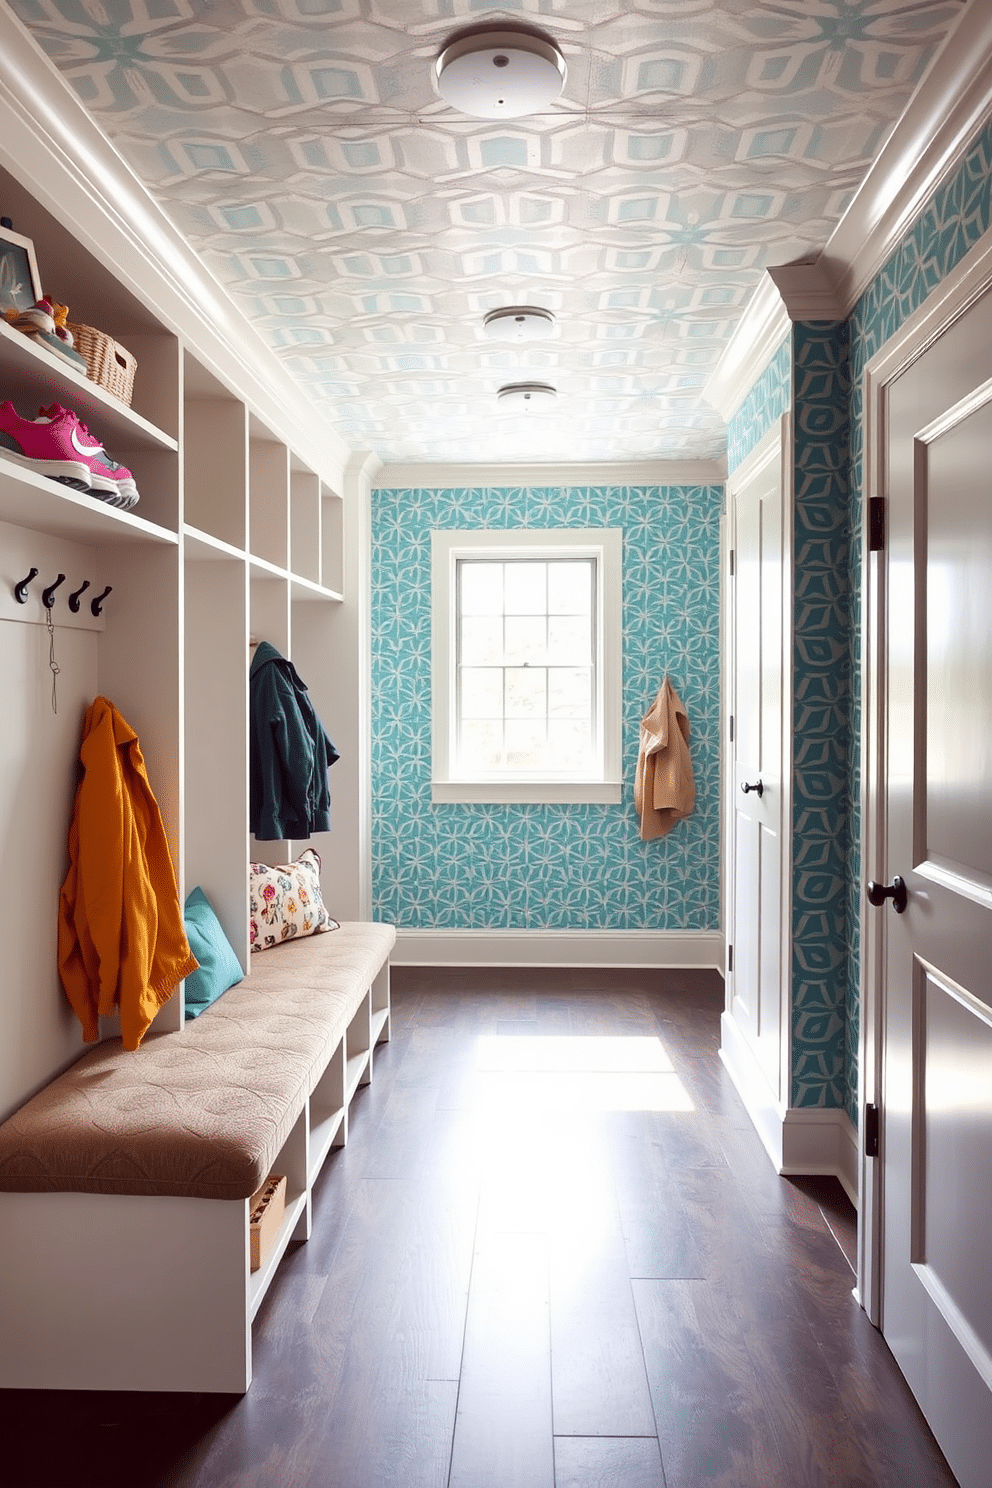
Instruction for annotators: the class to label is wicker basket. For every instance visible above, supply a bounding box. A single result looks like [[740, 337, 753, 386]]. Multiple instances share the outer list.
[[249, 1173, 287, 1271], [66, 320, 137, 406]]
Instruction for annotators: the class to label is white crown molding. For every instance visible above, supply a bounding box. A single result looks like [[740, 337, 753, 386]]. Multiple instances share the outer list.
[[345, 450, 384, 490], [707, 0, 992, 425], [822, 0, 992, 316], [0, 9, 352, 490], [392, 928, 724, 970], [702, 260, 846, 424], [703, 275, 792, 423], [373, 458, 726, 489], [764, 262, 845, 321]]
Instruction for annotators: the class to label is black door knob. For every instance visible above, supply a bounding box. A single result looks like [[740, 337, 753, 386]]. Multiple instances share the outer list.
[[741, 780, 763, 797], [866, 876, 907, 914]]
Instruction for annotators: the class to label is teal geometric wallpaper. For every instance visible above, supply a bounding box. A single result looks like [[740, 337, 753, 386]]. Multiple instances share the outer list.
[[371, 485, 722, 930], [790, 321, 851, 1109], [726, 336, 792, 471]]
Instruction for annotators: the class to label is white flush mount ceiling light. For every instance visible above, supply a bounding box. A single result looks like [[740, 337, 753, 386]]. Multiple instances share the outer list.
[[483, 306, 556, 342], [498, 382, 558, 410], [434, 30, 566, 119]]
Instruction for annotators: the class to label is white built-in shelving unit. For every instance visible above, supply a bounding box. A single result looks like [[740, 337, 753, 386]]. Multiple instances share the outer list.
[[0, 17, 369, 1126]]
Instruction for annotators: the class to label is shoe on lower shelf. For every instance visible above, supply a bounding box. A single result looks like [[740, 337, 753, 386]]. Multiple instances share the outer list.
[[0, 401, 139, 509]]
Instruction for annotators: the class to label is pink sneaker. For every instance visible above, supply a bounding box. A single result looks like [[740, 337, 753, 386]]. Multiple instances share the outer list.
[[0, 401, 139, 509]]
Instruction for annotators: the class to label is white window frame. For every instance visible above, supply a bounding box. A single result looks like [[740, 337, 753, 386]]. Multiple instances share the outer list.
[[431, 528, 623, 804]]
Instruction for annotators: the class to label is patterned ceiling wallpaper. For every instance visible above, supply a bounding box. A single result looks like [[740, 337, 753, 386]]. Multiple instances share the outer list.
[[371, 482, 722, 930], [6, 0, 966, 464]]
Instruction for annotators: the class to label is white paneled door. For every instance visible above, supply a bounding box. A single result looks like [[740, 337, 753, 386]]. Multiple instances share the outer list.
[[727, 420, 790, 1104], [874, 277, 992, 1488]]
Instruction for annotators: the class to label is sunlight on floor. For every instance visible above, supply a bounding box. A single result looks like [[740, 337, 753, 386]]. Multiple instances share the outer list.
[[473, 1034, 695, 1113]]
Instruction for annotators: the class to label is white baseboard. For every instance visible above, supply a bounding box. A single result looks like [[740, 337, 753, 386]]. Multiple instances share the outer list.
[[720, 1010, 860, 1208], [782, 1108, 860, 1208], [719, 1009, 788, 1166], [392, 927, 724, 970]]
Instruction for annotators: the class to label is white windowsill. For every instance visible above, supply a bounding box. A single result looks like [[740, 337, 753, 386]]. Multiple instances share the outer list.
[[431, 780, 623, 804]]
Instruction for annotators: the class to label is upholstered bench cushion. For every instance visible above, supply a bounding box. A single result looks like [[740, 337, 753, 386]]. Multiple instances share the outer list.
[[0, 921, 395, 1201]]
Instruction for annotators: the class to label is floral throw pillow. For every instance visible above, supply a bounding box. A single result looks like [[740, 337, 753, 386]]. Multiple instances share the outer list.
[[249, 848, 338, 953]]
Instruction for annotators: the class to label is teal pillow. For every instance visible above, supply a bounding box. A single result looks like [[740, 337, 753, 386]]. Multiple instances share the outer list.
[[183, 886, 244, 1018]]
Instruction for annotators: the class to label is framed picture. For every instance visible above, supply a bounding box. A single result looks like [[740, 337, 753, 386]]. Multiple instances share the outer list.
[[0, 221, 43, 315]]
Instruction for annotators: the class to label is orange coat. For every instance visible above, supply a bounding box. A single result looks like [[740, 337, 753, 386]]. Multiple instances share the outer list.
[[634, 678, 695, 840], [58, 697, 198, 1051]]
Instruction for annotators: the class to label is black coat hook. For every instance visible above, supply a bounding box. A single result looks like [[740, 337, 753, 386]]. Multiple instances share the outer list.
[[41, 573, 66, 609], [68, 579, 91, 613], [90, 585, 113, 617], [14, 567, 38, 604]]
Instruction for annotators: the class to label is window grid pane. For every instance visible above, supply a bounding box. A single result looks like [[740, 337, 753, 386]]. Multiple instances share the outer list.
[[456, 557, 596, 775]]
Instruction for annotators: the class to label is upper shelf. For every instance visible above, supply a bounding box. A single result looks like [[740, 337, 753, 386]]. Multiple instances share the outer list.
[[182, 524, 245, 562], [0, 319, 177, 454], [0, 459, 178, 546]]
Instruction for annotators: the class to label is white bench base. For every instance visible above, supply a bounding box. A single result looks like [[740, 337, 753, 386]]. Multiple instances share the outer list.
[[0, 952, 390, 1393]]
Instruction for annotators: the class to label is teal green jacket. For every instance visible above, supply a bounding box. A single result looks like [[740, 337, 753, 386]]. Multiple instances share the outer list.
[[249, 642, 339, 841]]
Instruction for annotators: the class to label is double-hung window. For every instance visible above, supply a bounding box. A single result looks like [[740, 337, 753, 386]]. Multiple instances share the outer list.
[[431, 529, 622, 803]]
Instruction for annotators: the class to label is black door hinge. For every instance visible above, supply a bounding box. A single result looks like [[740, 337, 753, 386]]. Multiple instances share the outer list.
[[864, 1102, 879, 1158], [869, 497, 886, 552], [728, 944, 733, 972], [729, 548, 735, 576]]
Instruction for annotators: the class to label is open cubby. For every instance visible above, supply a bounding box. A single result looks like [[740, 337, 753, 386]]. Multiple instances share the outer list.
[[184, 354, 248, 549], [322, 490, 344, 597], [249, 424, 289, 569], [290, 465, 321, 585]]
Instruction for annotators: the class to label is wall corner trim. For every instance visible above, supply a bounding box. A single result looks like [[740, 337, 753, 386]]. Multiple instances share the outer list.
[[704, 260, 846, 427], [346, 450, 384, 487], [765, 262, 845, 320], [391, 928, 724, 970]]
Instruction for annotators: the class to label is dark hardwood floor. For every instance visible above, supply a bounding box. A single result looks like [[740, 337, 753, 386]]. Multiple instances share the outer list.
[[0, 968, 958, 1488]]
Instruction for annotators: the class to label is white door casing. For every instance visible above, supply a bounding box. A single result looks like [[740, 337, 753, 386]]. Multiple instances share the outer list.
[[863, 233, 992, 1488], [725, 418, 792, 1109]]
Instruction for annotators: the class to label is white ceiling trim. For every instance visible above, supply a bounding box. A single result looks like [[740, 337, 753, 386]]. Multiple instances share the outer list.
[[706, 0, 992, 425], [372, 459, 726, 490], [764, 263, 846, 322], [0, 9, 352, 490], [823, 0, 992, 314], [346, 450, 384, 490], [702, 277, 792, 424]]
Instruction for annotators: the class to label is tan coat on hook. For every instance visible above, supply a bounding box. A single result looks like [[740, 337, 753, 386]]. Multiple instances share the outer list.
[[634, 678, 695, 840]]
